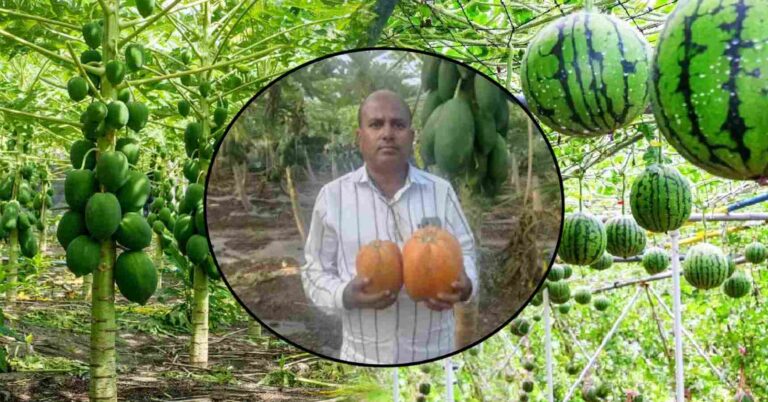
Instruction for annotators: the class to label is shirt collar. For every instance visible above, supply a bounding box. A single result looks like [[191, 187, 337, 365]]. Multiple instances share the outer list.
[[356, 162, 426, 186]]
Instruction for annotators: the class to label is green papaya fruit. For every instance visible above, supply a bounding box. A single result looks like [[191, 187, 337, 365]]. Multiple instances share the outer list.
[[67, 77, 88, 101], [115, 212, 152, 250], [116, 170, 150, 212], [106, 101, 129, 129], [64, 169, 97, 211], [57, 210, 87, 249], [66, 235, 101, 277], [437, 60, 460, 101], [86, 102, 108, 122], [70, 140, 97, 170], [421, 56, 440, 91], [105, 60, 126, 85], [178, 100, 191, 117], [126, 102, 149, 132], [125, 44, 144, 71], [116, 137, 140, 166], [135, 0, 155, 18], [115, 250, 157, 305], [95, 151, 129, 192], [85, 192, 122, 240], [82, 21, 102, 49]]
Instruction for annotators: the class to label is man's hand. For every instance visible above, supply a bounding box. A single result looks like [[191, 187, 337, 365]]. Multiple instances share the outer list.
[[342, 276, 398, 310], [424, 270, 472, 311]]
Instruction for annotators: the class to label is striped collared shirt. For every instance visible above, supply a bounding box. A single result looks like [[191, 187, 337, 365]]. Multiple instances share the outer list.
[[300, 163, 478, 364]]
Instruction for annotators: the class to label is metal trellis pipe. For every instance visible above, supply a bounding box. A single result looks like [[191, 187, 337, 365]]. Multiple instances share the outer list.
[[670, 230, 685, 402], [562, 286, 643, 402], [544, 287, 554, 402]]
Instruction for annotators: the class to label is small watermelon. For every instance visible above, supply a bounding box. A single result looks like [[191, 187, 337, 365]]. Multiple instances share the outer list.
[[723, 271, 751, 299], [590, 252, 613, 271], [605, 215, 647, 258], [744, 242, 767, 264], [642, 247, 670, 275], [683, 243, 728, 290], [630, 164, 692, 233], [559, 212, 607, 266]]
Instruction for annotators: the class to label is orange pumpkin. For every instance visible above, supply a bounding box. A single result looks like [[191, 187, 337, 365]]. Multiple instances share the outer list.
[[355, 240, 404, 294], [402, 226, 463, 301]]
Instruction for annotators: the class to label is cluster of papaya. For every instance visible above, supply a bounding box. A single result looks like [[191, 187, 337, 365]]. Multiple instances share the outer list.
[[57, 21, 158, 306], [0, 160, 49, 258], [418, 55, 511, 196], [70, 21, 149, 140]]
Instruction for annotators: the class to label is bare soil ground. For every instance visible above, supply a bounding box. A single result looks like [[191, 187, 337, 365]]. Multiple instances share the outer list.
[[0, 256, 332, 401]]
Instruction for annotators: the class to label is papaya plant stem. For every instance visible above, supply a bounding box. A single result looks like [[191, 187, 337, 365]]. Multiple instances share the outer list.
[[0, 28, 79, 67], [6, 229, 18, 304], [127, 45, 284, 86], [190, 264, 209, 367], [154, 234, 163, 293], [39, 181, 48, 254], [0, 8, 79, 29], [118, 0, 184, 47], [0, 106, 82, 128], [230, 15, 348, 59], [89, 2, 119, 400], [578, 175, 583, 213], [621, 172, 626, 215], [189, 3, 211, 369]]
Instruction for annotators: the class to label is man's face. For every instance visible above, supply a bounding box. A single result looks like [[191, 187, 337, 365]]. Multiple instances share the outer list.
[[356, 95, 414, 169]]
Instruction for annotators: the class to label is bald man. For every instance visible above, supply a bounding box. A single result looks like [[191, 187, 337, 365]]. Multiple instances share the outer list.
[[300, 90, 478, 364]]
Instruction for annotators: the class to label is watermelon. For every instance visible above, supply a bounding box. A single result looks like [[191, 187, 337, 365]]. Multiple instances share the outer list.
[[651, 0, 768, 181], [561, 265, 573, 279], [547, 265, 565, 281], [574, 287, 592, 305], [744, 241, 767, 263], [605, 215, 646, 258], [683, 243, 729, 290], [642, 246, 670, 275], [547, 280, 570, 304], [722, 271, 751, 299], [521, 12, 650, 136], [589, 252, 613, 271], [559, 212, 607, 266], [509, 317, 530, 337], [630, 164, 692, 233], [593, 295, 610, 312]]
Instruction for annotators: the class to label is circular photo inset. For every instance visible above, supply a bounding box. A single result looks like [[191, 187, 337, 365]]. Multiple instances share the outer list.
[[205, 48, 564, 365]]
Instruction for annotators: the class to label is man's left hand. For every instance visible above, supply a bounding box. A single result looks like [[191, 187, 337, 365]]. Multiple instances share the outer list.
[[424, 270, 472, 311]]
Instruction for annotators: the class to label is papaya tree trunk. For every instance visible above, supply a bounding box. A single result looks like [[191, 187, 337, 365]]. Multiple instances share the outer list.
[[6, 229, 18, 304], [511, 153, 519, 193], [90, 242, 116, 401], [190, 264, 209, 368], [90, 2, 119, 400], [285, 166, 307, 243], [248, 319, 262, 338], [38, 182, 48, 254], [82, 274, 92, 301], [302, 146, 316, 183], [154, 234, 163, 293], [232, 162, 250, 211], [189, 2, 211, 369]]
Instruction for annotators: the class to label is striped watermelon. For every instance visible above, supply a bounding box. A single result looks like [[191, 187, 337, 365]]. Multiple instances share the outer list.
[[530, 291, 543, 306], [723, 270, 751, 299], [605, 215, 647, 258], [589, 252, 613, 271], [642, 247, 671, 275], [630, 164, 692, 233], [651, 0, 768, 181], [593, 295, 610, 311], [561, 265, 573, 279], [510, 317, 531, 336], [744, 241, 767, 263], [521, 12, 650, 136], [547, 265, 565, 281], [683, 243, 729, 290], [574, 287, 592, 305], [558, 302, 572, 314], [559, 212, 607, 266], [547, 280, 571, 304]]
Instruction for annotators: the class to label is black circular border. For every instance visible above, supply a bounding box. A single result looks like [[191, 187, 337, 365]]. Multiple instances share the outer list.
[[203, 46, 565, 368]]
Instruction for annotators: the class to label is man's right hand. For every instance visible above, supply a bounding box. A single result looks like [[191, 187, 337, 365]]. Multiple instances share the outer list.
[[342, 276, 397, 310]]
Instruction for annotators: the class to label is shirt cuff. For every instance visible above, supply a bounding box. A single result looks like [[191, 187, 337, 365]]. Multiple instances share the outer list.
[[334, 278, 351, 310]]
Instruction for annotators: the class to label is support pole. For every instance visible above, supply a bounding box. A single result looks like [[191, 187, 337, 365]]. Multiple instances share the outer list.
[[392, 368, 399, 402], [562, 286, 642, 402], [444, 357, 454, 402], [670, 230, 685, 402], [544, 288, 554, 402], [648, 286, 733, 388]]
